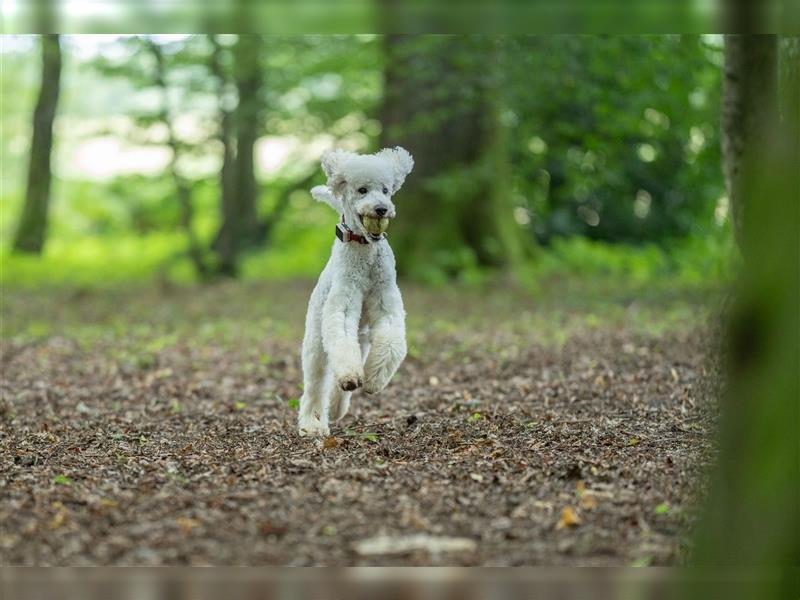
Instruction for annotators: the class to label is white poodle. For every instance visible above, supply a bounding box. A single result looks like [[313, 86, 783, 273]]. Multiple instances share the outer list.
[[298, 147, 414, 436]]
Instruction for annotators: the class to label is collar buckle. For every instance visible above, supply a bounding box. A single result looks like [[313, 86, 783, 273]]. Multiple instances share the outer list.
[[336, 222, 368, 245]]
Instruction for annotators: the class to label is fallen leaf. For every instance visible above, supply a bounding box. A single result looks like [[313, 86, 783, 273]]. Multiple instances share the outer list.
[[48, 508, 68, 530], [654, 502, 670, 514], [258, 520, 288, 537], [556, 506, 581, 529], [176, 518, 199, 533], [323, 436, 339, 449], [429, 376, 440, 386], [47, 502, 68, 529], [470, 473, 484, 482], [627, 437, 640, 446]]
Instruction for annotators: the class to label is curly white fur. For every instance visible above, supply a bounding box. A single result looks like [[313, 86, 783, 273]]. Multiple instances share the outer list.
[[298, 147, 414, 436]]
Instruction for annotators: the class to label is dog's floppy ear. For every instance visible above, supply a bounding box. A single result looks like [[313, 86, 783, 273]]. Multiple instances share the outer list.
[[310, 185, 343, 213], [377, 146, 414, 194], [320, 149, 355, 198]]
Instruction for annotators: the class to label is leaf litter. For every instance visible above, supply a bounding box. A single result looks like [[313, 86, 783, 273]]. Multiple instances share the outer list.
[[1, 281, 719, 565]]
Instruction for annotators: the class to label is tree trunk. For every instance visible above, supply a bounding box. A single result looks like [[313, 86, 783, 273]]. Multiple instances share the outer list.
[[147, 40, 208, 278], [233, 35, 262, 245], [13, 34, 61, 254], [380, 35, 531, 279], [721, 35, 779, 247], [208, 35, 239, 276], [212, 34, 264, 276]]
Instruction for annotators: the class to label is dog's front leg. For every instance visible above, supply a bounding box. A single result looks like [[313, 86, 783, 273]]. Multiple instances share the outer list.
[[322, 286, 365, 392], [363, 284, 407, 395]]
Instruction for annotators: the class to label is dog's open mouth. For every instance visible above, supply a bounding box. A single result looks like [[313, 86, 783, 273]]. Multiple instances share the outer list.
[[359, 214, 390, 241]]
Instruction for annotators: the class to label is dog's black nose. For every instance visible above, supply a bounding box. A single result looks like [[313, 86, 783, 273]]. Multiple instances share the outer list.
[[375, 207, 388, 216]]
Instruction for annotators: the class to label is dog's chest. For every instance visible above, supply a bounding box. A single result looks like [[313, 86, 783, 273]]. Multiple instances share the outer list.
[[336, 244, 393, 288]]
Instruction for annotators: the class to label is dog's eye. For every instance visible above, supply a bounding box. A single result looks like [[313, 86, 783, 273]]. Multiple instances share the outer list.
[[382, 187, 389, 195], [358, 187, 368, 194]]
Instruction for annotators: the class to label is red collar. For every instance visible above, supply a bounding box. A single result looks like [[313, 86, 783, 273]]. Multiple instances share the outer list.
[[335, 221, 369, 244]]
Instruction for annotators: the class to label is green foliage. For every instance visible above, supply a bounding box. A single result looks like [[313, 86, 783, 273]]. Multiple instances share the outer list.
[[531, 232, 735, 286], [505, 35, 724, 243], [1, 34, 733, 287]]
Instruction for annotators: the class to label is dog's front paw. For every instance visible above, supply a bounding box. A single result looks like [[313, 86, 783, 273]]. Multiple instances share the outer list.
[[298, 413, 330, 437], [337, 371, 363, 392], [363, 375, 389, 395], [363, 359, 393, 395], [364, 379, 389, 396]]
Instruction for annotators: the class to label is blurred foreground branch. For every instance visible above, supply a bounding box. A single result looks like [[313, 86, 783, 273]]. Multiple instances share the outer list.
[[691, 34, 799, 595]]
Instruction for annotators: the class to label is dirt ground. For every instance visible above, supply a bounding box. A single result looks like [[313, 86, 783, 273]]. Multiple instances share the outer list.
[[0, 280, 720, 566]]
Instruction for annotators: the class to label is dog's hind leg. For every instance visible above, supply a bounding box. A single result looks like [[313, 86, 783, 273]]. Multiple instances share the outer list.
[[329, 327, 371, 422], [298, 290, 332, 436], [299, 334, 331, 436]]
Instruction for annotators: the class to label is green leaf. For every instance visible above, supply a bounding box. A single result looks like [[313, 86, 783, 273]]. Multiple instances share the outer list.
[[52, 475, 73, 486], [627, 436, 640, 446], [259, 354, 271, 365], [234, 401, 246, 410], [468, 412, 482, 422], [654, 502, 670, 514], [343, 429, 379, 443], [630, 557, 652, 567], [287, 398, 300, 410]]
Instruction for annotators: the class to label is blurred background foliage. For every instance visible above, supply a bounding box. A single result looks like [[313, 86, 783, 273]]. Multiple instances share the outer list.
[[1, 34, 734, 289]]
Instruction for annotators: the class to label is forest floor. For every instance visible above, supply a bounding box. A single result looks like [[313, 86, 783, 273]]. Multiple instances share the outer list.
[[1, 278, 721, 566]]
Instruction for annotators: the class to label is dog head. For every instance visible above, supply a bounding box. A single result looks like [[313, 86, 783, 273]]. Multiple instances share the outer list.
[[317, 147, 414, 241]]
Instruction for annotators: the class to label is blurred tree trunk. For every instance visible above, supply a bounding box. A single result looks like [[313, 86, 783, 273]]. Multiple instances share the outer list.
[[380, 35, 531, 279], [213, 34, 265, 276], [147, 40, 209, 278], [13, 34, 61, 254], [232, 35, 263, 245], [721, 35, 779, 246], [208, 35, 239, 276], [690, 35, 799, 595]]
